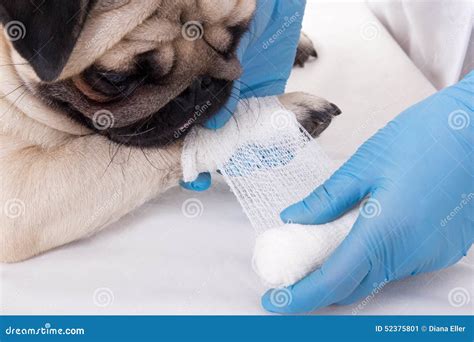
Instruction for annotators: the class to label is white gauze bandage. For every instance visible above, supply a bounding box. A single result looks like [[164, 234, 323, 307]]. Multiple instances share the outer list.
[[182, 96, 357, 287]]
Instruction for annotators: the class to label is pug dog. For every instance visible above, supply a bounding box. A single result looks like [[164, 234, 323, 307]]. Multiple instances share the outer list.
[[0, 0, 341, 262]]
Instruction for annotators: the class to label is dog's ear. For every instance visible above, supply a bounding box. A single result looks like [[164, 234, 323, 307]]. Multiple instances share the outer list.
[[0, 0, 95, 82]]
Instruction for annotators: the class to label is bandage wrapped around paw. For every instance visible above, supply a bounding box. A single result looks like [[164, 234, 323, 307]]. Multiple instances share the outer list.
[[182, 96, 357, 287]]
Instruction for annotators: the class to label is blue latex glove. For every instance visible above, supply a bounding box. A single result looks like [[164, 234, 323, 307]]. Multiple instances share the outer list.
[[262, 72, 474, 313], [181, 0, 307, 191]]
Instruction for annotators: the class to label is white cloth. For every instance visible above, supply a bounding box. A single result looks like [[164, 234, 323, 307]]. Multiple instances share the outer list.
[[182, 97, 334, 232], [367, 0, 474, 89], [1, 1, 472, 315], [182, 96, 358, 287]]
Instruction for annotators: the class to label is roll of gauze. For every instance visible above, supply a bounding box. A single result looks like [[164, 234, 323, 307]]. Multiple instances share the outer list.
[[182, 96, 356, 287]]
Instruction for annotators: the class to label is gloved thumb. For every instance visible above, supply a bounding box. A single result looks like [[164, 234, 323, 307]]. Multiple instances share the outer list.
[[180, 172, 212, 192], [281, 155, 373, 225]]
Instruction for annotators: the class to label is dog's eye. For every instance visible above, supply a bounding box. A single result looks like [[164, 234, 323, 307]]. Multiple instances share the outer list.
[[99, 72, 129, 86], [83, 67, 137, 97]]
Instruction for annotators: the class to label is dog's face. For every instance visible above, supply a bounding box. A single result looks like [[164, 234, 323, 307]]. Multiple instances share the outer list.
[[0, 0, 256, 147]]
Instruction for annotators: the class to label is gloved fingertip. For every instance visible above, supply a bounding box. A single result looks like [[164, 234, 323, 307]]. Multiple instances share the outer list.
[[203, 84, 241, 129], [261, 290, 274, 312], [203, 111, 235, 130], [180, 173, 212, 192], [202, 116, 219, 130], [280, 200, 317, 225], [280, 204, 300, 224], [179, 180, 209, 192], [179, 180, 193, 190], [193, 183, 212, 192], [261, 290, 287, 313]]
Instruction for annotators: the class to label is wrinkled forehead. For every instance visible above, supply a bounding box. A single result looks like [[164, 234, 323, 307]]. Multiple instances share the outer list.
[[61, 0, 256, 79]]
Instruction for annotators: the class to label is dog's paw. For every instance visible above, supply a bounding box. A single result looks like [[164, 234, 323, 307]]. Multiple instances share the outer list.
[[294, 32, 317, 67], [278, 92, 342, 137]]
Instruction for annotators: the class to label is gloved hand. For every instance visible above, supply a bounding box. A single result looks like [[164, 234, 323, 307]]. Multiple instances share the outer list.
[[181, 0, 307, 191], [262, 71, 474, 313]]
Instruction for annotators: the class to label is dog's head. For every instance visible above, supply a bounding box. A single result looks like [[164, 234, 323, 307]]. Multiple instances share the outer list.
[[0, 0, 256, 146]]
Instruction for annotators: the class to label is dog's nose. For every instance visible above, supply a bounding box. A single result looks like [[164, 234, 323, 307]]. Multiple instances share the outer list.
[[191, 76, 213, 91], [201, 76, 213, 87], [189, 76, 216, 100], [172, 76, 217, 110]]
